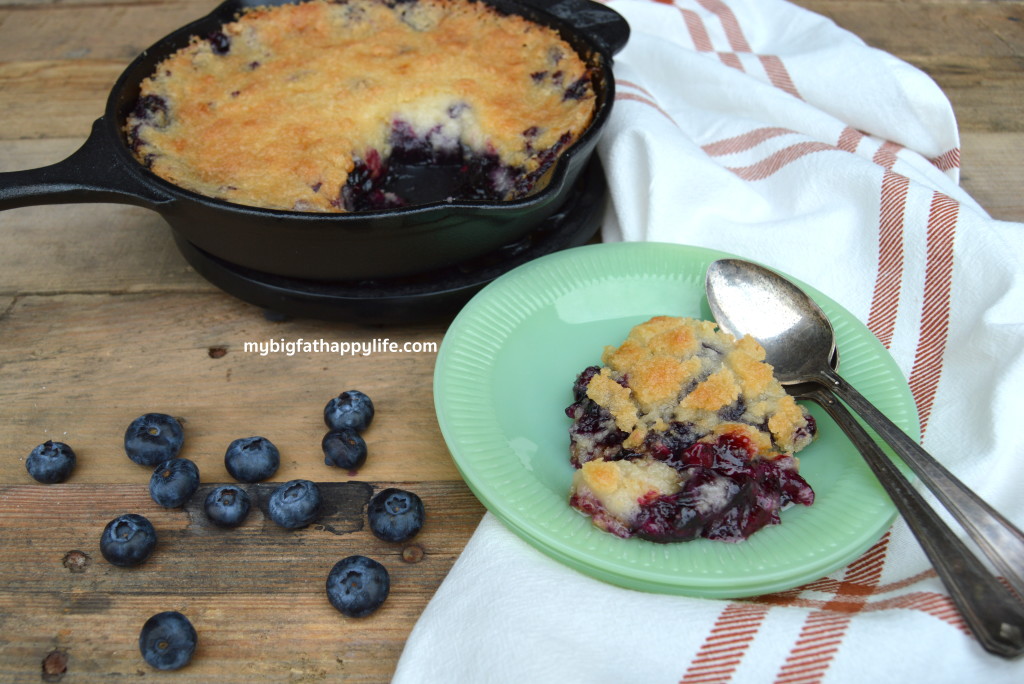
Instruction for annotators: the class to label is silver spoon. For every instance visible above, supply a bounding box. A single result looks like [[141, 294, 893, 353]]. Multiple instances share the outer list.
[[787, 355, 1024, 657], [705, 258, 1024, 657]]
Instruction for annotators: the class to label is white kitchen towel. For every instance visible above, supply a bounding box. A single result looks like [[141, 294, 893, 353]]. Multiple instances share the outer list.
[[393, 0, 1024, 682]]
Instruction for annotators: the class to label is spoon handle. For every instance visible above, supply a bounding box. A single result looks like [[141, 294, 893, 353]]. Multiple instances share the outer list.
[[818, 365, 1024, 604], [798, 385, 1024, 657]]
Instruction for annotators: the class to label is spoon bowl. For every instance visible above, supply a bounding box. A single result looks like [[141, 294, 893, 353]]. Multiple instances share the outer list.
[[705, 258, 834, 384]]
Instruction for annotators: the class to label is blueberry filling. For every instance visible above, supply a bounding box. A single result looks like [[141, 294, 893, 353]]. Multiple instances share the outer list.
[[717, 397, 748, 422], [339, 118, 571, 211], [567, 363, 816, 543], [132, 95, 170, 129], [207, 30, 231, 55], [126, 95, 170, 161], [563, 75, 591, 101], [565, 397, 628, 467], [634, 444, 814, 543], [565, 365, 632, 466], [342, 138, 509, 210], [128, 103, 582, 212]]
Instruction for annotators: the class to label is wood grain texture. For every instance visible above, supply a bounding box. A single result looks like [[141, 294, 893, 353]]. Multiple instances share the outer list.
[[0, 0, 1021, 681], [797, 1, 1024, 133], [0, 481, 484, 682], [0, 292, 456, 484]]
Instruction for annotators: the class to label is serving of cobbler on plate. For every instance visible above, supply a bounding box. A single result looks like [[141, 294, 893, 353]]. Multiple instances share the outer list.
[[566, 316, 818, 543]]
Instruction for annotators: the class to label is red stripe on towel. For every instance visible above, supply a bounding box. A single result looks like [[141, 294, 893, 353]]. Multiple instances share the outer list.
[[616, 78, 649, 94], [696, 0, 752, 51], [725, 141, 836, 180], [755, 574, 950, 612], [908, 192, 958, 435], [677, 2, 739, 73], [930, 147, 961, 172], [615, 91, 679, 127], [702, 127, 795, 156], [758, 54, 801, 99], [840, 536, 888, 588], [695, 0, 801, 96], [680, 7, 715, 52], [835, 126, 868, 152], [774, 612, 850, 684], [872, 140, 903, 170], [836, 127, 865, 154], [717, 51, 745, 71], [867, 592, 970, 635], [680, 603, 770, 684], [771, 534, 890, 683], [867, 170, 910, 348]]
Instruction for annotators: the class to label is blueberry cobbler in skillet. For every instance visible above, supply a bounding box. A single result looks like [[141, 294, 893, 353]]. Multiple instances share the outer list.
[[124, 0, 597, 212], [566, 317, 817, 543]]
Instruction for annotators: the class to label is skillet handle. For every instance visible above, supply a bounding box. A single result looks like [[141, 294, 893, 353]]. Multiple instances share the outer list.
[[516, 0, 630, 57], [0, 117, 173, 211]]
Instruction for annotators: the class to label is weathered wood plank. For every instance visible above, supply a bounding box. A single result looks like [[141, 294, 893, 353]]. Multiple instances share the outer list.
[[0, 201, 204, 296], [0, 293, 459, 485], [0, 480, 485, 682], [0, 2, 202, 64], [0, 60, 125, 139], [0, 2, 1023, 136], [0, 137, 217, 295], [959, 131, 1024, 220]]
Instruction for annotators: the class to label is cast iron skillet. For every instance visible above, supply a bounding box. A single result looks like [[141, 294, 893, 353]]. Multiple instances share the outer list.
[[0, 0, 628, 281]]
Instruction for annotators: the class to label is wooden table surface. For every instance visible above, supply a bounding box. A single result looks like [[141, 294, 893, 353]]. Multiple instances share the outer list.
[[1, 0, 1021, 681]]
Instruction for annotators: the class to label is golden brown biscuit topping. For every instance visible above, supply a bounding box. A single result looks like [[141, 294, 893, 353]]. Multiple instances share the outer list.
[[565, 316, 818, 543], [588, 316, 810, 456], [124, 0, 597, 212]]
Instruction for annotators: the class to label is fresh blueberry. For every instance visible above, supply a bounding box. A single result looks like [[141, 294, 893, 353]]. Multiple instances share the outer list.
[[325, 555, 390, 618], [25, 440, 76, 483], [268, 479, 321, 529], [138, 611, 197, 671], [563, 75, 591, 101], [324, 390, 374, 432], [124, 413, 184, 466], [100, 513, 157, 567], [149, 458, 200, 508], [322, 428, 367, 471], [224, 436, 280, 483], [204, 485, 251, 527], [367, 488, 424, 543]]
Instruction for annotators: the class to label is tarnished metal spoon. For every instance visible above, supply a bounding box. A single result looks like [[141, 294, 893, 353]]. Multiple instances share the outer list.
[[788, 354, 1024, 657], [705, 258, 1024, 658]]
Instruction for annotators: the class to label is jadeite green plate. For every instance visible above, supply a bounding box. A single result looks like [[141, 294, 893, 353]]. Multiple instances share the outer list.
[[433, 242, 919, 598]]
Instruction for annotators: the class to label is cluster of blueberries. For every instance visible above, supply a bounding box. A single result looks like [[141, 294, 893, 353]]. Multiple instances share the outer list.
[[25, 390, 425, 671]]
